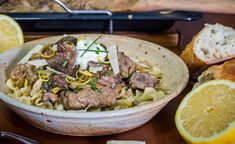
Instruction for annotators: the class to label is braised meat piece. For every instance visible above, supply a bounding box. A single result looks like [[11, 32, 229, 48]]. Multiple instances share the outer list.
[[41, 82, 52, 92], [57, 36, 77, 52], [10, 64, 39, 87], [47, 36, 78, 76], [98, 75, 122, 87], [51, 74, 68, 89], [88, 61, 123, 87], [47, 53, 74, 75], [130, 72, 157, 90], [118, 52, 135, 78], [10, 64, 27, 80], [42, 92, 58, 104], [61, 86, 117, 110], [112, 84, 124, 97]]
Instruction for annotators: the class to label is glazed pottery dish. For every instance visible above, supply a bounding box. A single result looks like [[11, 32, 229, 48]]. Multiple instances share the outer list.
[[0, 34, 189, 136]]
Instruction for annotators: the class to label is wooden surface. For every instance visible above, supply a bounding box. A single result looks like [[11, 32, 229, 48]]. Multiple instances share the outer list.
[[24, 28, 179, 47], [1, 13, 235, 144]]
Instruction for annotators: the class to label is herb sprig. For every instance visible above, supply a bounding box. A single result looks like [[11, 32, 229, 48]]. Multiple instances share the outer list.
[[62, 60, 68, 68], [89, 78, 101, 92], [73, 87, 83, 93], [80, 35, 102, 57], [79, 49, 109, 53]]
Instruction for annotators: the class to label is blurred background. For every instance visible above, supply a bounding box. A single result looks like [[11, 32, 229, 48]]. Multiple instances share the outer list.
[[0, 0, 234, 47]]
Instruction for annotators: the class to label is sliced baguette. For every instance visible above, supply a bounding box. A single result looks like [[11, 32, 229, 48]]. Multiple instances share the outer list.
[[180, 23, 235, 72], [198, 59, 235, 83]]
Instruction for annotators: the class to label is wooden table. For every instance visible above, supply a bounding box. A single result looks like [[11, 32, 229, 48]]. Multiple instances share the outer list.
[[1, 13, 235, 144]]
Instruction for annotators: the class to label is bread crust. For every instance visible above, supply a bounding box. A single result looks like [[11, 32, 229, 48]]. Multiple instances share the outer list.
[[180, 24, 235, 73], [180, 35, 205, 73], [202, 59, 235, 82]]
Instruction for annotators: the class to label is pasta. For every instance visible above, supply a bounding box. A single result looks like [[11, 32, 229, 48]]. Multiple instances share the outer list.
[[137, 87, 165, 103], [6, 36, 168, 111]]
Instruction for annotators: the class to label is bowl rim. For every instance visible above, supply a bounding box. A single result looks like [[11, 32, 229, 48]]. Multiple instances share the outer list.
[[0, 34, 189, 118]]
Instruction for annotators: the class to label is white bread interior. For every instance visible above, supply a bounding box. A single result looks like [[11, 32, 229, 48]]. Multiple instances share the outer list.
[[194, 23, 235, 64]]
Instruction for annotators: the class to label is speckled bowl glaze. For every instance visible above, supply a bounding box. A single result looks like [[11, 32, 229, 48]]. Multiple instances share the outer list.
[[0, 34, 189, 136]]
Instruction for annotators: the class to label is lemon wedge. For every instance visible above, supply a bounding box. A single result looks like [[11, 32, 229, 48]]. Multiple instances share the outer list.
[[0, 14, 24, 53], [175, 80, 235, 144]]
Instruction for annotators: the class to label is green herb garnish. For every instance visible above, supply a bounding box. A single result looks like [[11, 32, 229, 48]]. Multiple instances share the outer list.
[[89, 78, 101, 92], [73, 87, 83, 93], [62, 60, 68, 68], [81, 35, 102, 57], [96, 47, 100, 54], [105, 70, 113, 76], [90, 81, 97, 91], [79, 49, 108, 53], [48, 80, 52, 86]]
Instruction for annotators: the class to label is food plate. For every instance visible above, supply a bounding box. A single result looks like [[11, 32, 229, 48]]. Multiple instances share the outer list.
[[0, 34, 189, 136]]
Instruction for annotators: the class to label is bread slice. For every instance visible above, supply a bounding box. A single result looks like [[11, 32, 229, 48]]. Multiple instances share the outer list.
[[180, 23, 235, 72], [198, 59, 235, 83]]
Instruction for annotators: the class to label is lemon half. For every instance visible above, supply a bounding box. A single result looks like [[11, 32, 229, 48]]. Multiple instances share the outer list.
[[0, 14, 24, 53], [175, 80, 235, 144]]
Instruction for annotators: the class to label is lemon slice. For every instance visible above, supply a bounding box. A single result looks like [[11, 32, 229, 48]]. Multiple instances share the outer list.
[[175, 80, 235, 144], [0, 14, 24, 53]]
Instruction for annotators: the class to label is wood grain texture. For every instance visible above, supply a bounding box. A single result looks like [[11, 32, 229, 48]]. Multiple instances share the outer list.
[[24, 29, 179, 47], [129, 0, 235, 14]]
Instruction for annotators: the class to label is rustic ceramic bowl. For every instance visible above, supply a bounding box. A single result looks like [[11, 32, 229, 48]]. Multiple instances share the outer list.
[[0, 34, 189, 136]]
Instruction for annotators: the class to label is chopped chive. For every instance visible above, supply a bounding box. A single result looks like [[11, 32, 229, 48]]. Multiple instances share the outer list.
[[96, 47, 100, 54], [81, 35, 102, 57], [89, 80, 97, 91], [73, 87, 83, 93], [79, 49, 108, 53], [89, 78, 100, 91], [62, 60, 68, 68]]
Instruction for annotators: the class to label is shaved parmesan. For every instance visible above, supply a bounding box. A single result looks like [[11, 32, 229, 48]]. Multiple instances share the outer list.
[[89, 66, 103, 74], [46, 67, 76, 81], [129, 57, 149, 68], [26, 59, 48, 68], [18, 45, 44, 64], [108, 45, 120, 75]]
